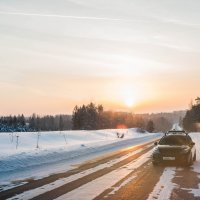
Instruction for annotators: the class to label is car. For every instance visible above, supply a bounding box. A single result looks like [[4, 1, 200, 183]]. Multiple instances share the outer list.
[[152, 130, 196, 166]]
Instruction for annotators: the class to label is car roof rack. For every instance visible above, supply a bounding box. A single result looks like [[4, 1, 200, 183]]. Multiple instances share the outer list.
[[164, 129, 188, 136]]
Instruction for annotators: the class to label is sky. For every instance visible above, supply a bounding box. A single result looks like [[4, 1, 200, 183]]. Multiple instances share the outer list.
[[0, 0, 200, 115]]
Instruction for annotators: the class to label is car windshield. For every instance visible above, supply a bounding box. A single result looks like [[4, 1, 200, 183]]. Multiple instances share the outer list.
[[159, 135, 192, 145]]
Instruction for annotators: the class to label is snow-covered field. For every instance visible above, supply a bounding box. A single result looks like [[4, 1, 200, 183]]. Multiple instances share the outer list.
[[0, 129, 161, 188]]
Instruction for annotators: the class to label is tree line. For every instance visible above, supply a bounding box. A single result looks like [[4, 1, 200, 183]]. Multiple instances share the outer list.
[[72, 102, 174, 132], [1, 102, 182, 133], [0, 114, 72, 132], [0, 115, 26, 132], [183, 99, 200, 132], [29, 114, 72, 131]]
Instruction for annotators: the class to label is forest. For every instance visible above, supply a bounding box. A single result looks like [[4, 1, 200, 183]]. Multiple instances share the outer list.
[[0, 103, 186, 133], [183, 98, 200, 132]]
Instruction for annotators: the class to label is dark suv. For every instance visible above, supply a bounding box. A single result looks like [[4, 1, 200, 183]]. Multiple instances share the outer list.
[[152, 130, 196, 166]]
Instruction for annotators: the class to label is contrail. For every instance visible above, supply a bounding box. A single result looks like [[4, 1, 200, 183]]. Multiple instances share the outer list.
[[0, 11, 127, 21]]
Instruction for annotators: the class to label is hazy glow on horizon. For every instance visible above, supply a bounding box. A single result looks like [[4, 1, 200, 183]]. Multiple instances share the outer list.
[[0, 0, 200, 115]]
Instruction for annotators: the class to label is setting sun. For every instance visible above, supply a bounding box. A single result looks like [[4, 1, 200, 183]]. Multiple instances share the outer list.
[[124, 98, 135, 107], [119, 85, 137, 108]]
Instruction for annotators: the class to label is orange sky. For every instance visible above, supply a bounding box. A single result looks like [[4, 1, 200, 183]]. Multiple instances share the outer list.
[[0, 0, 200, 115]]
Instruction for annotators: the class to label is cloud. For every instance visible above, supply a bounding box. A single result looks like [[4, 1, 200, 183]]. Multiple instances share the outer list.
[[161, 18, 200, 28], [0, 11, 132, 22]]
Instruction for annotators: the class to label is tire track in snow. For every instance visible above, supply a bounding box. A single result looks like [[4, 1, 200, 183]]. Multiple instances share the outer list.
[[0, 140, 157, 200], [29, 147, 153, 200], [8, 144, 152, 200], [147, 167, 177, 200], [54, 150, 153, 200], [169, 133, 200, 199]]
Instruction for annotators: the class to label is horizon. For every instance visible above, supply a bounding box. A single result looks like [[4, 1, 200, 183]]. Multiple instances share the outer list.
[[0, 0, 200, 115], [0, 107, 187, 118]]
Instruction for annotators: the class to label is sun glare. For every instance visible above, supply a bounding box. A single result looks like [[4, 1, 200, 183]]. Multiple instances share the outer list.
[[118, 85, 137, 108], [124, 98, 134, 107]]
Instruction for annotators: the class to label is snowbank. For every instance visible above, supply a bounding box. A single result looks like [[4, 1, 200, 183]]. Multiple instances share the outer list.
[[1, 128, 150, 157], [0, 129, 161, 186]]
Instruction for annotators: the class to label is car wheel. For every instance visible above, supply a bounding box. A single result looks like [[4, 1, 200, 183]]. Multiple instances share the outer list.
[[193, 151, 196, 161]]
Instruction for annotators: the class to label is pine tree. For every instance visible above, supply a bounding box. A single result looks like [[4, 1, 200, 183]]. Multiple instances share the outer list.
[[59, 115, 64, 131], [29, 114, 36, 130], [183, 103, 200, 132], [146, 120, 154, 133], [72, 103, 104, 130]]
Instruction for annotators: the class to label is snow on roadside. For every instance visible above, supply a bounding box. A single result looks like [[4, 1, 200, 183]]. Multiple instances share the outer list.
[[147, 167, 177, 200], [182, 184, 200, 198], [0, 129, 161, 187], [182, 132, 200, 198], [8, 144, 152, 200], [190, 133, 200, 177], [0, 129, 150, 158], [190, 132, 200, 161], [55, 150, 153, 200]]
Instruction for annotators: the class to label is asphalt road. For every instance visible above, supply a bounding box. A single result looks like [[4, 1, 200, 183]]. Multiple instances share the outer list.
[[1, 140, 200, 200]]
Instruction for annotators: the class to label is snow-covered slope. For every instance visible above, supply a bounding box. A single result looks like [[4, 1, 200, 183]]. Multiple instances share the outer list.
[[0, 128, 153, 157], [0, 129, 161, 187]]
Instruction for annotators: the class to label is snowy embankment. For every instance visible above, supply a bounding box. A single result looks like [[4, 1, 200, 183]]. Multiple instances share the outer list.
[[0, 129, 161, 187]]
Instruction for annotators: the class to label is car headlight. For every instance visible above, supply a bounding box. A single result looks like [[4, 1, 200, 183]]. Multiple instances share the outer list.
[[182, 146, 190, 153]]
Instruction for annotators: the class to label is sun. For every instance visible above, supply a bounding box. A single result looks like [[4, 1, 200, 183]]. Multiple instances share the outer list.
[[124, 98, 135, 107], [115, 84, 137, 108]]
